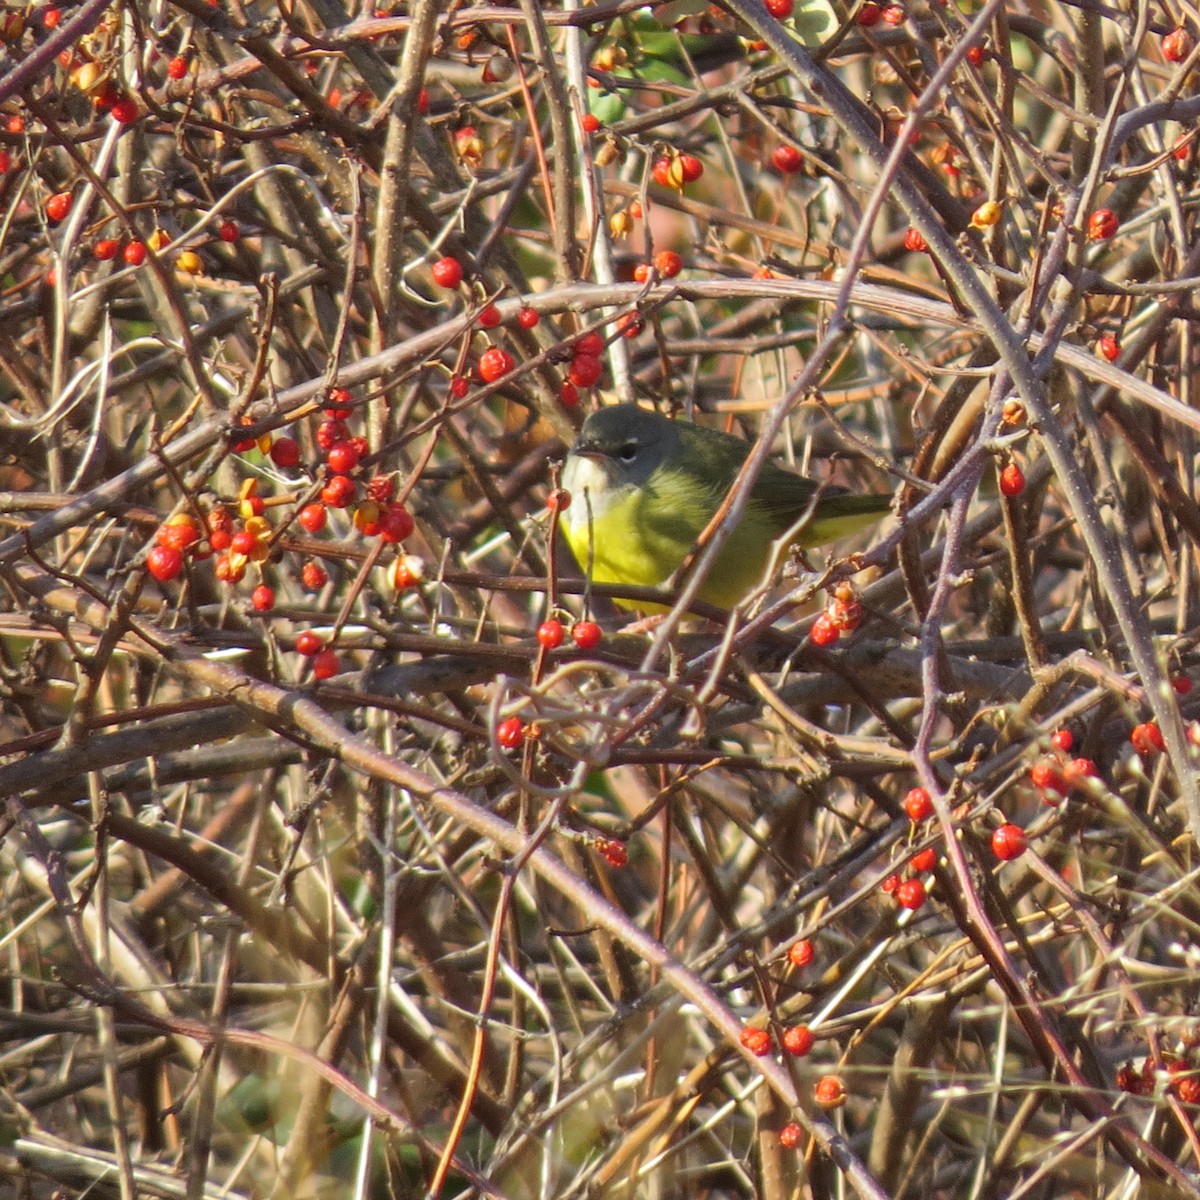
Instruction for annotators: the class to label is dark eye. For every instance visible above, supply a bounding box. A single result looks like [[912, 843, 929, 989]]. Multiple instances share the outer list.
[[617, 441, 638, 462]]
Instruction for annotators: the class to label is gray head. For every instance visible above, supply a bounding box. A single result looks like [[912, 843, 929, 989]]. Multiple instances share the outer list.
[[565, 404, 678, 492]]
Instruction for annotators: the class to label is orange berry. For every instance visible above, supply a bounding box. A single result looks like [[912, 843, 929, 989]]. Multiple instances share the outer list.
[[814, 1075, 847, 1108], [903, 787, 933, 821], [787, 939, 814, 967], [739, 1026, 771, 1056], [990, 823, 1026, 860], [783, 1025, 814, 1056]]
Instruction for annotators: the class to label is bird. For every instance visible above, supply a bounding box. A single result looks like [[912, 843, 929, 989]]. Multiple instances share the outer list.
[[558, 403, 890, 611]]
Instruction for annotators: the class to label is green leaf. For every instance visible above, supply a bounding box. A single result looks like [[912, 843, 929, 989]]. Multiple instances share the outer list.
[[788, 0, 839, 46]]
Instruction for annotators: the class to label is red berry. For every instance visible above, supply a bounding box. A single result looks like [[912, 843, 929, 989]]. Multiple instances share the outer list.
[[312, 648, 340, 679], [766, 0, 794, 15], [123, 240, 147, 265], [355, 502, 382, 537], [321, 474, 356, 508], [772, 144, 803, 173], [157, 516, 200, 551], [1173, 675, 1193, 695], [93, 238, 119, 260], [0, 150, 10, 174], [1098, 333, 1120, 361], [814, 1075, 847, 1109], [45, 191, 72, 223], [110, 95, 138, 124], [230, 530, 257, 556], [497, 716, 525, 748], [270, 436, 300, 468], [326, 441, 360, 474], [517, 306, 539, 328], [1029, 759, 1066, 795], [910, 847, 937, 873], [633, 262, 651, 283], [809, 612, 840, 646], [991, 823, 1027, 860], [881, 872, 900, 894], [965, 44, 985, 66], [882, 3, 906, 23], [378, 502, 414, 543], [537, 619, 565, 649], [1116, 1064, 1142, 1094], [857, 0, 882, 23], [478, 304, 501, 328], [1050, 728, 1075, 753], [782, 1025, 814, 1056], [1163, 26, 1195, 62], [146, 545, 184, 582], [167, 55, 188, 80], [653, 249, 683, 278], [324, 387, 353, 417], [450, 376, 470, 398], [903, 786, 933, 821], [218, 219, 239, 243], [210, 529, 232, 551], [651, 155, 676, 188], [678, 153, 703, 182], [365, 475, 395, 504], [617, 312, 643, 338], [1064, 757, 1099, 788], [214, 551, 244, 583], [392, 555, 422, 589], [559, 380, 580, 407], [999, 463, 1026, 497], [298, 503, 327, 533], [295, 638, 324, 667], [251, 584, 275, 612], [41, 7, 61, 27], [597, 838, 627, 867], [779, 1121, 803, 1148], [568, 354, 603, 388], [431, 255, 464, 288], [575, 331, 605, 357], [895, 878, 926, 910], [301, 560, 328, 590], [546, 488, 571, 512], [478, 347, 515, 382], [739, 1026, 771, 1056], [1087, 208, 1119, 241], [829, 598, 863, 632], [417, 87, 429, 114], [572, 620, 602, 650], [581, 112, 601, 133], [903, 226, 928, 252], [787, 939, 814, 967], [1131, 721, 1166, 755]]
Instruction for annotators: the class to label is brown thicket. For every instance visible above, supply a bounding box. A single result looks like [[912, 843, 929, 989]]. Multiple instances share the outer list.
[[3, 1, 1200, 1198]]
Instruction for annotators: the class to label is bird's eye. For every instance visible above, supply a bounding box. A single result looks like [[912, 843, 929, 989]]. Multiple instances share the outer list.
[[617, 441, 638, 462]]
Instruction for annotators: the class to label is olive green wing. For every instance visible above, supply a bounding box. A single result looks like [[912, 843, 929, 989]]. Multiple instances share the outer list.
[[674, 419, 890, 547], [750, 460, 890, 547]]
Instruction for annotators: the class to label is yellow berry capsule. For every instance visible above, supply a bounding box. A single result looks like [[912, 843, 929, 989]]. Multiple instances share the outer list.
[[970, 199, 1002, 229], [1001, 398, 1026, 425], [177, 249, 203, 274]]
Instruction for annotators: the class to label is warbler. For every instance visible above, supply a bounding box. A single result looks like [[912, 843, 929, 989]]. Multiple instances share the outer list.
[[558, 403, 890, 610]]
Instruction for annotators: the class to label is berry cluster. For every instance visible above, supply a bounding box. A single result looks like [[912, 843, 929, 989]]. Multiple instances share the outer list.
[[809, 584, 864, 647]]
